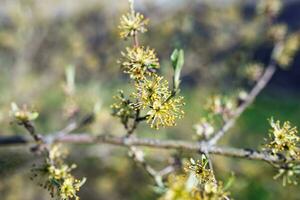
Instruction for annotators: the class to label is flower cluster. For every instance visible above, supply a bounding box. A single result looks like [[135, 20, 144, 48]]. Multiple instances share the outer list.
[[257, 0, 282, 17], [160, 157, 230, 200], [146, 95, 184, 129], [206, 95, 236, 120], [274, 34, 300, 68], [111, 90, 135, 125], [31, 145, 86, 200], [194, 118, 215, 140], [187, 158, 216, 184], [264, 118, 300, 159], [274, 163, 300, 186], [132, 75, 169, 109], [10, 102, 39, 124], [112, 1, 185, 130], [243, 63, 264, 82], [118, 11, 149, 39], [268, 24, 287, 42], [119, 46, 160, 80]]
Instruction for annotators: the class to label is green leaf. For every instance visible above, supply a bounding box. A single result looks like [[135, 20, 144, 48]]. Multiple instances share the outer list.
[[170, 49, 184, 91], [65, 65, 76, 93], [223, 173, 235, 191], [27, 112, 39, 121], [170, 49, 179, 70]]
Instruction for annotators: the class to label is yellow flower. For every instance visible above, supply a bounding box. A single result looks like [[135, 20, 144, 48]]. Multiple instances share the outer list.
[[244, 63, 264, 81], [257, 0, 282, 17], [48, 164, 76, 180], [160, 173, 229, 200], [60, 177, 86, 200], [111, 90, 135, 124], [119, 46, 160, 80], [118, 11, 149, 39], [187, 158, 215, 184], [146, 96, 184, 129], [268, 24, 287, 42], [10, 102, 39, 123], [159, 175, 196, 200], [266, 118, 300, 158], [31, 145, 86, 200], [274, 34, 300, 68], [132, 75, 169, 109]]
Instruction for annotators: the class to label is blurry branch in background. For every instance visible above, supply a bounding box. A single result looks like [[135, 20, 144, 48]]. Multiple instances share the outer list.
[[207, 1, 284, 145], [208, 45, 278, 145]]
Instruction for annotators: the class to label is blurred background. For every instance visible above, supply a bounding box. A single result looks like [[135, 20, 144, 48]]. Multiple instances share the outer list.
[[0, 0, 300, 199]]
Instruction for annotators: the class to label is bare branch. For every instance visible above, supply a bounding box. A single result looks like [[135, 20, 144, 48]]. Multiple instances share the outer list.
[[208, 49, 278, 145], [0, 134, 290, 165]]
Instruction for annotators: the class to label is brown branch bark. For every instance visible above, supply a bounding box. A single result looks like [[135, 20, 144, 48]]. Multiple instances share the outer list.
[[0, 134, 288, 165]]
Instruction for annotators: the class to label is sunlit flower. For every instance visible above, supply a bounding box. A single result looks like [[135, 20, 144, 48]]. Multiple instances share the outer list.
[[265, 118, 300, 158], [119, 46, 160, 80], [60, 176, 86, 200], [119, 11, 149, 39], [146, 96, 184, 129], [132, 75, 169, 109]]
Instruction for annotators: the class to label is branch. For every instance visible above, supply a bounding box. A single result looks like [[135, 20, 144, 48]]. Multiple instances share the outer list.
[[0, 134, 289, 165], [208, 47, 278, 145]]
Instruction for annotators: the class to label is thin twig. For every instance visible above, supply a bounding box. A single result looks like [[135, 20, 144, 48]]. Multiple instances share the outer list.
[[208, 49, 278, 145]]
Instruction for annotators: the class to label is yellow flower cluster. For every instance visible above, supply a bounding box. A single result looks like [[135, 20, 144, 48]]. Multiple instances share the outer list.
[[111, 90, 135, 125], [274, 34, 300, 68], [132, 75, 169, 108], [146, 96, 184, 129], [119, 46, 160, 80], [60, 177, 86, 200], [265, 118, 300, 159], [130, 75, 184, 129], [31, 145, 86, 200], [268, 24, 287, 42], [160, 158, 229, 200], [159, 175, 199, 200], [113, 1, 185, 130], [119, 11, 149, 39], [187, 158, 216, 184], [257, 0, 282, 17], [10, 102, 39, 123], [244, 63, 264, 82]]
